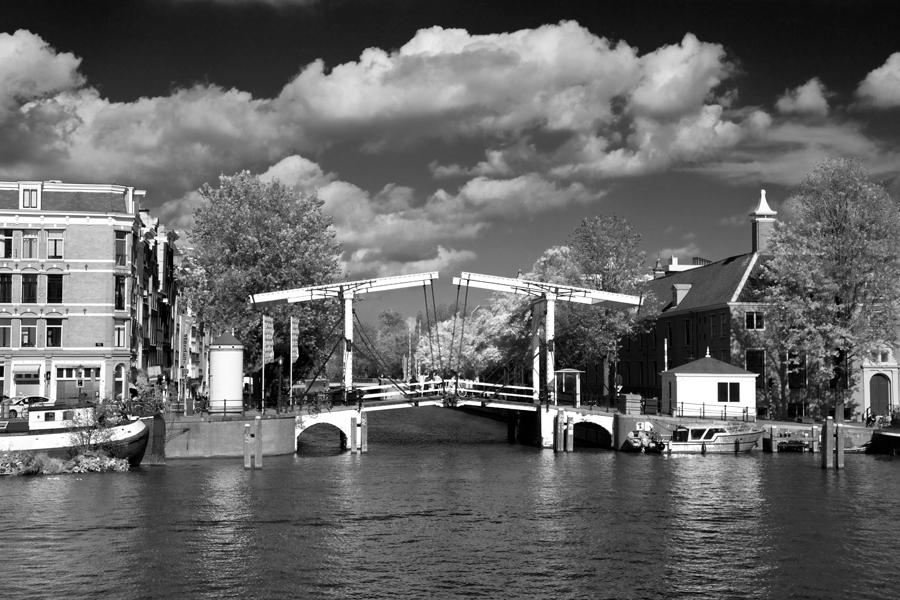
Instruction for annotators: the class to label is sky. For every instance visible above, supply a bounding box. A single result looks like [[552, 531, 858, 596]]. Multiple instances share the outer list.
[[2, 0, 899, 321]]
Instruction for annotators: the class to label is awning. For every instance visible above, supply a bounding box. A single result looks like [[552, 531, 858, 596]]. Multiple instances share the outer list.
[[12, 365, 41, 374]]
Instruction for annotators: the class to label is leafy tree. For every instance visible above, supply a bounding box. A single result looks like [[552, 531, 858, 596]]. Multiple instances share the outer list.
[[181, 171, 342, 373], [762, 157, 900, 418]]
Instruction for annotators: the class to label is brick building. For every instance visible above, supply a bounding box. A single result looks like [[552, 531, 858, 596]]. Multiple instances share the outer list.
[[0, 180, 167, 402], [617, 190, 897, 421], [617, 191, 776, 415]]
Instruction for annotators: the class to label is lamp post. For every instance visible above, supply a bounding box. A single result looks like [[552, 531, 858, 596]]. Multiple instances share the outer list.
[[277, 355, 284, 414], [76, 364, 85, 405]]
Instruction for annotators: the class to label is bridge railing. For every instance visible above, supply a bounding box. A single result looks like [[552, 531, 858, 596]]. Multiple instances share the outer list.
[[354, 379, 535, 404]]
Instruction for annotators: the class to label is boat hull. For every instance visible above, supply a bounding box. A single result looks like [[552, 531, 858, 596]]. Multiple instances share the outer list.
[[666, 429, 764, 453], [0, 418, 149, 466]]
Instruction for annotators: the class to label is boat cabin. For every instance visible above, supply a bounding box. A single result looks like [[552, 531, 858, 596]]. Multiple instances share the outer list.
[[671, 425, 728, 443]]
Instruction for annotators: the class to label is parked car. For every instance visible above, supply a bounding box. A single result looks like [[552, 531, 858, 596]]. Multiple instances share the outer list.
[[7, 396, 55, 419]]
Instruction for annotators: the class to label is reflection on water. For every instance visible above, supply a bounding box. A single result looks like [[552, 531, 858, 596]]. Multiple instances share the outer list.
[[3, 408, 900, 600]]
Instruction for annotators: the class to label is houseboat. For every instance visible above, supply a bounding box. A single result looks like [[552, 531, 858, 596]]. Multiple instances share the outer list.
[[0, 406, 149, 466], [665, 422, 764, 453]]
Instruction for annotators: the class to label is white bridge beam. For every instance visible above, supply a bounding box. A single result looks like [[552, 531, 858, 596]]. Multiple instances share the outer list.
[[452, 271, 641, 409], [250, 272, 439, 395]]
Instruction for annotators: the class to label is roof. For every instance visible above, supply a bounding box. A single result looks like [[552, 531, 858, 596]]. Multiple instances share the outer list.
[[665, 356, 756, 376], [211, 332, 243, 346], [641, 253, 757, 316]]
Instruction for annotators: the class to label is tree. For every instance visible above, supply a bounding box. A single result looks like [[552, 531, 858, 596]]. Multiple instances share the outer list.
[[763, 157, 900, 418], [181, 171, 343, 373], [561, 216, 656, 384]]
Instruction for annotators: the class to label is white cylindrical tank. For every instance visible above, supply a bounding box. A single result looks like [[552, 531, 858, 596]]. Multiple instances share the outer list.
[[209, 333, 244, 414]]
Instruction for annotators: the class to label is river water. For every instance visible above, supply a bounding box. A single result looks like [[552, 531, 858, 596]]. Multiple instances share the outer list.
[[3, 408, 898, 599]]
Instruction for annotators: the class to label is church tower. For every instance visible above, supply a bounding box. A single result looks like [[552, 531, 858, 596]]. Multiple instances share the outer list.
[[750, 189, 777, 254]]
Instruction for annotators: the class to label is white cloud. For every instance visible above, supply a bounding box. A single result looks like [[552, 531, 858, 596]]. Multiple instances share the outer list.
[[0, 30, 83, 118], [1, 26, 898, 277], [344, 245, 476, 279], [629, 33, 734, 119], [856, 53, 900, 108], [776, 78, 830, 115]]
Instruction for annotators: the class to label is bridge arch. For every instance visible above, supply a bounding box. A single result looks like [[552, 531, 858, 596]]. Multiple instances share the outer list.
[[295, 411, 357, 451]]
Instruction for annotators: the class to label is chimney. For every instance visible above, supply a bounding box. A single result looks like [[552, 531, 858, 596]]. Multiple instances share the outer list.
[[750, 189, 777, 254], [672, 283, 691, 306]]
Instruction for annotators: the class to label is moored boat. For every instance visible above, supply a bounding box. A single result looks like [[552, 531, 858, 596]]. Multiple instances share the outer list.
[[0, 406, 149, 466], [622, 429, 667, 453], [664, 422, 764, 453]]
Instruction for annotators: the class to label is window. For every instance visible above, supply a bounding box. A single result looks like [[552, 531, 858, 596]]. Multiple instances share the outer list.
[[0, 319, 10, 347], [711, 315, 719, 338], [717, 381, 740, 402], [22, 232, 37, 259], [21, 188, 39, 209], [115, 276, 126, 310], [22, 274, 37, 303], [47, 274, 63, 303], [745, 311, 765, 330], [46, 318, 62, 347], [0, 230, 12, 259], [746, 349, 765, 388], [115, 324, 126, 347], [720, 313, 728, 337], [0, 274, 10, 303], [48, 231, 64, 259], [115, 231, 127, 266], [44, 412, 56, 422], [21, 318, 37, 347], [684, 319, 690, 346]]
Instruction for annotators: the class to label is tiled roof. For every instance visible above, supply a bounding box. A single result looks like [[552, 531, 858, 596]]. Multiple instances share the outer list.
[[641, 253, 757, 316], [666, 356, 756, 375]]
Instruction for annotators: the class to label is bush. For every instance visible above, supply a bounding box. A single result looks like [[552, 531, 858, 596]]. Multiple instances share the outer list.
[[0, 450, 129, 476]]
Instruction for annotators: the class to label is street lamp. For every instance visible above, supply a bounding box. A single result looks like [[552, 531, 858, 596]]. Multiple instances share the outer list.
[[277, 356, 284, 414]]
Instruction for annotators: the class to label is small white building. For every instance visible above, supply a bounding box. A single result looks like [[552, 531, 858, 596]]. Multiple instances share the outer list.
[[661, 353, 758, 421]]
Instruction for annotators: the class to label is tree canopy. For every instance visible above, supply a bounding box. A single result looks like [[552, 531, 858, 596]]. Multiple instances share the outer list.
[[181, 171, 343, 372], [762, 157, 900, 410]]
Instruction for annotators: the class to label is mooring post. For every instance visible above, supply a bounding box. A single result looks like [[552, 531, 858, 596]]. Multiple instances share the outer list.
[[822, 417, 834, 468], [361, 414, 368, 453], [555, 409, 565, 452], [254, 416, 263, 469], [835, 422, 845, 469], [243, 424, 252, 469], [810, 425, 819, 452], [350, 416, 358, 454], [566, 415, 574, 452]]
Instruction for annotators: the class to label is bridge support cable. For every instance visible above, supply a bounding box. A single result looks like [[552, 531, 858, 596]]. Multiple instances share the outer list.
[[455, 281, 471, 386], [452, 271, 641, 409], [352, 310, 414, 403], [250, 272, 439, 394], [448, 281, 462, 379], [297, 334, 344, 403], [430, 283, 445, 375], [422, 283, 436, 373], [294, 314, 345, 402]]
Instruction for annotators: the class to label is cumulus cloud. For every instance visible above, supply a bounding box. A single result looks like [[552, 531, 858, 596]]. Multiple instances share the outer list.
[[0, 25, 897, 276], [0, 30, 83, 118], [856, 53, 900, 108], [776, 78, 831, 115]]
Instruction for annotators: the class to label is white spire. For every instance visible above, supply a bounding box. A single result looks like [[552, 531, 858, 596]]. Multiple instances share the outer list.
[[750, 189, 777, 217], [706, 346, 710, 358]]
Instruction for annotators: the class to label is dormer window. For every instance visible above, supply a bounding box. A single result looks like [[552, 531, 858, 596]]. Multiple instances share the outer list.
[[20, 186, 40, 210]]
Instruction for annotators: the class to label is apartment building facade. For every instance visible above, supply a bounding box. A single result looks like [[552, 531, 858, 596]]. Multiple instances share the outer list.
[[0, 180, 152, 402]]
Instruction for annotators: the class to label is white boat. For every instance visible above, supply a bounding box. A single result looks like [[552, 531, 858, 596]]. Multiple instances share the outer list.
[[0, 406, 149, 466], [664, 422, 764, 453]]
